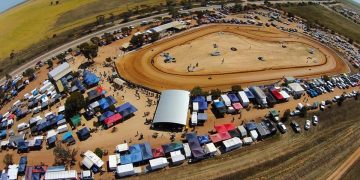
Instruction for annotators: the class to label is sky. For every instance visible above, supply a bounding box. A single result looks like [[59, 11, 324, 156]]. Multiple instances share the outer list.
[[0, 0, 26, 13]]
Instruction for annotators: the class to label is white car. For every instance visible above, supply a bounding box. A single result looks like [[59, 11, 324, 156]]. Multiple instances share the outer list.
[[312, 115, 319, 125], [304, 120, 311, 130]]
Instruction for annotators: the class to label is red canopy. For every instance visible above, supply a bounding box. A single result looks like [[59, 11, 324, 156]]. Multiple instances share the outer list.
[[218, 131, 232, 141], [232, 103, 243, 110], [271, 89, 284, 100], [223, 123, 236, 131], [209, 134, 222, 143], [210, 131, 232, 143], [104, 113, 122, 126], [214, 125, 227, 133], [8, 114, 15, 120], [152, 147, 165, 158]]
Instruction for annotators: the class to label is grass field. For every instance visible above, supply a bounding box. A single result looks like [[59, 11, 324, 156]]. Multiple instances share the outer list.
[[0, 0, 166, 60], [281, 4, 360, 43]]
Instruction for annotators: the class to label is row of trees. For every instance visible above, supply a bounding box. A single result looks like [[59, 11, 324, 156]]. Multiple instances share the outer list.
[[130, 31, 160, 47], [190, 85, 242, 99]]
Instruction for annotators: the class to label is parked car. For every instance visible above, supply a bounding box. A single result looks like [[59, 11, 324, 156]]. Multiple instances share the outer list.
[[304, 120, 311, 130], [312, 115, 319, 125], [290, 110, 300, 116], [277, 122, 287, 134], [290, 121, 301, 133]]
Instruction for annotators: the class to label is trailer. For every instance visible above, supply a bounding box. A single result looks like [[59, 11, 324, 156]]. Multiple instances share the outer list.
[[237, 125, 247, 138], [237, 91, 250, 107], [149, 157, 169, 170], [191, 112, 197, 126], [220, 94, 231, 107], [249, 86, 267, 107], [222, 137, 242, 152], [116, 164, 135, 177]]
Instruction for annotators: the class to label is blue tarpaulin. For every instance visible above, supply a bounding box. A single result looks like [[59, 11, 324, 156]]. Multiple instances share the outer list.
[[34, 139, 42, 148], [0, 130, 6, 139], [186, 133, 205, 159], [47, 136, 57, 145], [74, 79, 85, 92], [115, 102, 137, 118], [192, 96, 206, 103], [245, 122, 257, 131], [197, 135, 210, 144], [198, 101, 208, 110], [77, 127, 90, 140], [120, 154, 132, 165], [55, 114, 65, 122], [128, 144, 143, 163], [214, 101, 225, 108], [37, 121, 51, 132], [97, 111, 114, 122], [62, 132, 73, 141], [18, 141, 29, 152], [227, 93, 240, 103], [83, 70, 100, 87], [98, 98, 109, 110], [140, 142, 153, 161], [162, 142, 183, 154], [18, 156, 27, 174]]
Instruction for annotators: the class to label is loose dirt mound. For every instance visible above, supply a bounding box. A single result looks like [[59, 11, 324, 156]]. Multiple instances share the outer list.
[[116, 25, 349, 91]]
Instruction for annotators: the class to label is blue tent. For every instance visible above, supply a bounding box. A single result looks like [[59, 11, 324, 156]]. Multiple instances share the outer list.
[[34, 139, 43, 148], [244, 88, 255, 99], [62, 132, 73, 141], [197, 113, 208, 121], [186, 133, 205, 159], [98, 98, 109, 110], [18, 141, 29, 152], [120, 155, 132, 165], [162, 142, 183, 154], [140, 142, 153, 161], [97, 111, 114, 122], [106, 96, 117, 106], [245, 122, 257, 131], [192, 96, 206, 103], [76, 127, 90, 141], [83, 70, 100, 87], [197, 135, 210, 144], [198, 101, 208, 110], [227, 93, 240, 103], [47, 136, 57, 146], [115, 102, 137, 118], [55, 114, 65, 122], [0, 130, 6, 139], [37, 121, 51, 132], [74, 79, 85, 92], [18, 156, 27, 174], [128, 144, 143, 163], [0, 121, 7, 130]]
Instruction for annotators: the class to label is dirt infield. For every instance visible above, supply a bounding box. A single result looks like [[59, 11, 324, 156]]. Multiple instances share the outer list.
[[116, 25, 349, 91]]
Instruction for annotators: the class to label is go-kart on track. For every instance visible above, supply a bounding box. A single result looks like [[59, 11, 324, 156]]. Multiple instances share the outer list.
[[116, 24, 349, 91]]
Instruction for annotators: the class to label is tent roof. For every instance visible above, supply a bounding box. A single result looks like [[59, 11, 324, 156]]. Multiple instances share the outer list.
[[70, 115, 81, 126], [104, 113, 122, 126], [162, 142, 183, 154], [214, 125, 227, 133], [232, 103, 243, 110], [223, 123, 236, 131], [98, 111, 115, 122], [227, 93, 240, 103], [48, 63, 71, 81], [152, 147, 165, 158], [115, 102, 137, 117], [153, 90, 189, 126]]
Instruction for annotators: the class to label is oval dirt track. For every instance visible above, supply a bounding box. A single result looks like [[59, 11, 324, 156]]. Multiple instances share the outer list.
[[116, 24, 349, 91]]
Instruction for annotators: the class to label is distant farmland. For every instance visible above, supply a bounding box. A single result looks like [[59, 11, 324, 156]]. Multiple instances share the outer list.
[[282, 4, 360, 43]]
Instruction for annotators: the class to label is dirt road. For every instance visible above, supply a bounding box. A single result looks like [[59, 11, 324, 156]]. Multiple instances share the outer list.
[[327, 147, 360, 180], [116, 24, 349, 91]]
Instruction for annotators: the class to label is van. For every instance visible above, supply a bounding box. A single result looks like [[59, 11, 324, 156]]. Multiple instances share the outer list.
[[17, 123, 29, 132]]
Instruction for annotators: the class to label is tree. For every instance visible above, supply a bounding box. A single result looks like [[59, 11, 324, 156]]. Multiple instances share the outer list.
[[65, 92, 85, 118], [56, 53, 66, 61], [322, 75, 330, 82], [194, 11, 205, 19], [96, 15, 105, 25], [299, 107, 308, 117], [210, 89, 222, 99], [53, 142, 78, 167], [122, 11, 132, 22], [47, 59, 53, 68], [231, 85, 242, 92], [191, 86, 204, 97], [149, 31, 160, 42], [5, 73, 12, 80], [282, 109, 291, 122], [90, 37, 101, 45], [103, 33, 114, 44], [121, 27, 131, 35], [23, 68, 35, 77], [348, 38, 354, 44], [130, 34, 145, 47], [233, 3, 243, 12], [3, 154, 13, 168], [105, 57, 112, 63], [94, 148, 104, 158], [79, 42, 98, 61], [337, 95, 345, 106], [168, 7, 180, 18]]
